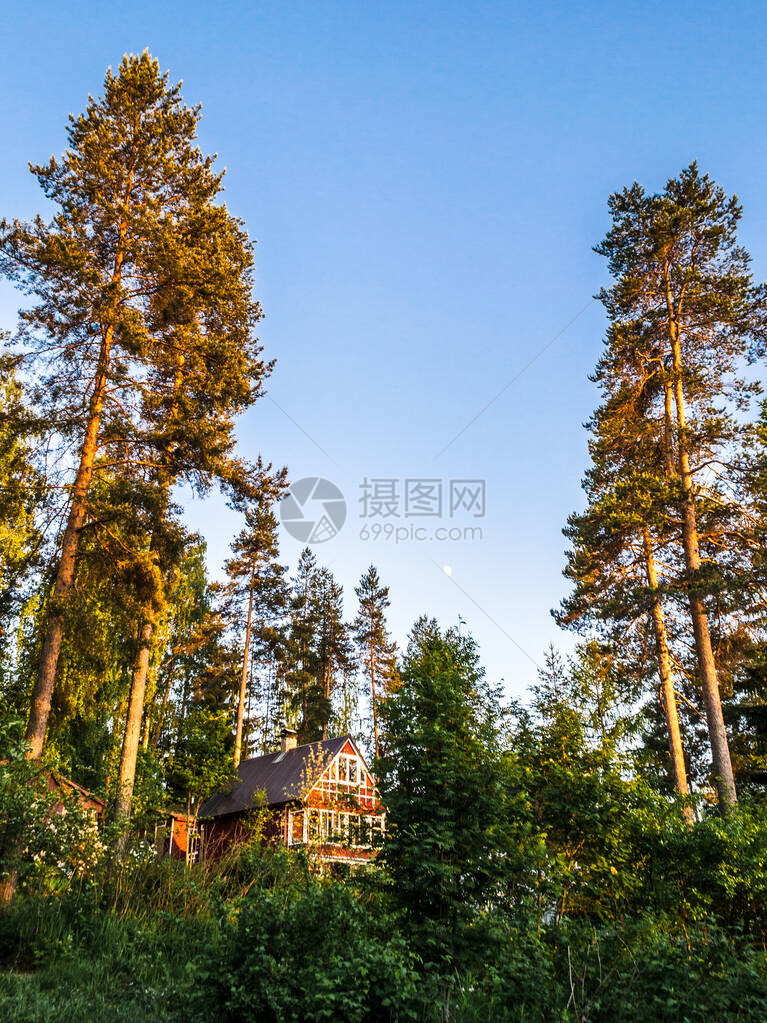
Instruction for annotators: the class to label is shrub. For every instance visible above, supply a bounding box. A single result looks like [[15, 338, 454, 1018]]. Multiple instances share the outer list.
[[555, 919, 767, 1023], [193, 882, 424, 1023]]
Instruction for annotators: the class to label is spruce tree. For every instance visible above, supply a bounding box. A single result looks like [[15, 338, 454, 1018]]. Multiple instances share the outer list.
[[279, 551, 353, 742], [310, 567, 352, 741], [377, 617, 509, 972], [282, 547, 319, 740]]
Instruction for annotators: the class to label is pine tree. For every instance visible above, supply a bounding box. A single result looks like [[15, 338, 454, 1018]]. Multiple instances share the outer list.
[[0, 53, 269, 765], [557, 345, 693, 811], [591, 164, 767, 811], [111, 191, 279, 837], [223, 497, 288, 767], [353, 564, 397, 757]]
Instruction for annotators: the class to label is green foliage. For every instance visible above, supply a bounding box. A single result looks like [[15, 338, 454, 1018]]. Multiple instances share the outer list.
[[167, 702, 235, 812], [2, 732, 767, 1021], [553, 919, 767, 1023], [0, 718, 107, 895], [194, 883, 422, 1023], [0, 890, 215, 1022], [377, 618, 511, 972], [0, 366, 45, 646]]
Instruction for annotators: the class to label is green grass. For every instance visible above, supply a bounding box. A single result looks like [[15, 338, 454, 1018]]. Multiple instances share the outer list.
[[0, 964, 166, 1023]]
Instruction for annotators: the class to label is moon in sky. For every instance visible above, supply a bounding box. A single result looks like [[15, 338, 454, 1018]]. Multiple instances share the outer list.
[[442, 565, 452, 576]]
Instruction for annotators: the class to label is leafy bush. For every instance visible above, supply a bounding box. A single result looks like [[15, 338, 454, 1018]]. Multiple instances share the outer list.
[[193, 882, 424, 1023], [555, 920, 767, 1023], [0, 717, 109, 898]]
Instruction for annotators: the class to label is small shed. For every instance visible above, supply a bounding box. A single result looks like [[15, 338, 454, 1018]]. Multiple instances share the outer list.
[[44, 769, 105, 817]]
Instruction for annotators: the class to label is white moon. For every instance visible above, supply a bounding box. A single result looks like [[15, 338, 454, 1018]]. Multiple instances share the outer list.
[[442, 565, 452, 576]]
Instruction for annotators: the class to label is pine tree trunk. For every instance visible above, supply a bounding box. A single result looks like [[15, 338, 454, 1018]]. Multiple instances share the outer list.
[[114, 616, 154, 851], [664, 289, 737, 811], [369, 641, 379, 759], [113, 354, 182, 847], [233, 567, 256, 768], [25, 350, 111, 759], [25, 178, 133, 762], [642, 527, 692, 820]]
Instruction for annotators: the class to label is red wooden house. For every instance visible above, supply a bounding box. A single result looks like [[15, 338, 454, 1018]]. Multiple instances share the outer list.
[[198, 730, 385, 866]]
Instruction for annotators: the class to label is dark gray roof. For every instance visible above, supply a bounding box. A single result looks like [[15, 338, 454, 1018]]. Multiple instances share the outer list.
[[198, 735, 352, 819]]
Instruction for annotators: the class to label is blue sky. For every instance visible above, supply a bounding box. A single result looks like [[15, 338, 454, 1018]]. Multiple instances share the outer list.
[[2, 1, 767, 696]]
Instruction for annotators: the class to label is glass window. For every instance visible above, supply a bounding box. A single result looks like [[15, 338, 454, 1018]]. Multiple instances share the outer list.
[[371, 816, 385, 848], [356, 816, 371, 847], [291, 811, 304, 845]]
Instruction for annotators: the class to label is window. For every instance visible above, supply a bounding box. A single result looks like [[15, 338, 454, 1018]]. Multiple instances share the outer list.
[[300, 809, 384, 850], [346, 813, 385, 848], [333, 754, 361, 789], [288, 811, 305, 846], [371, 816, 385, 848], [354, 816, 370, 848], [308, 809, 321, 843]]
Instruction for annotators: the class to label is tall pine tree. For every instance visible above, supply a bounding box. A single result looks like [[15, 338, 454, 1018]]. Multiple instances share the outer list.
[[224, 496, 287, 767], [353, 564, 397, 757], [592, 164, 767, 810], [0, 54, 269, 765]]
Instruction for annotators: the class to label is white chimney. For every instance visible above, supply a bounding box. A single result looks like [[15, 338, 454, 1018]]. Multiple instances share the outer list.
[[280, 728, 298, 753]]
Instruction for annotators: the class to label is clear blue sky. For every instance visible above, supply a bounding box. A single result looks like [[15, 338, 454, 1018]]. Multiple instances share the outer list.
[[2, 1, 767, 696]]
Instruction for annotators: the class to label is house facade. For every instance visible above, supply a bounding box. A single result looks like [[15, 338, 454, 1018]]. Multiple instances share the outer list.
[[198, 730, 385, 866]]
